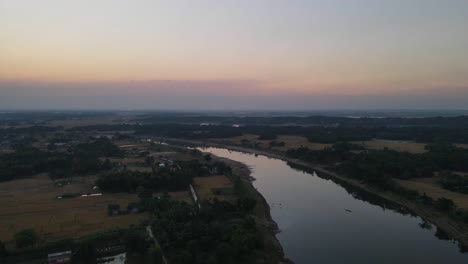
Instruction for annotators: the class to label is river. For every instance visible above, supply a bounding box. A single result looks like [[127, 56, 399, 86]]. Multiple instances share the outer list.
[[200, 147, 468, 264]]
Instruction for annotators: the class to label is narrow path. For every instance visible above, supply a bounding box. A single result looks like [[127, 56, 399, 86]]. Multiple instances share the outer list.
[[146, 225, 169, 264]]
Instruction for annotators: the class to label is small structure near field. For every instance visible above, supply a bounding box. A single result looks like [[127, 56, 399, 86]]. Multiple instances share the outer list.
[[190, 184, 201, 208]]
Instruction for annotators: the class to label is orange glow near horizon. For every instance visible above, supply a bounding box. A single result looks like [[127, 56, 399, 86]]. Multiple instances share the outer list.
[[1, 1, 468, 103]]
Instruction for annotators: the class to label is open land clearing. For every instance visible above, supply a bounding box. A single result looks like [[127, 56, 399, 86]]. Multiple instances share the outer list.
[[166, 191, 193, 204], [0, 174, 145, 243], [213, 134, 432, 153], [396, 177, 468, 209], [193, 175, 234, 202]]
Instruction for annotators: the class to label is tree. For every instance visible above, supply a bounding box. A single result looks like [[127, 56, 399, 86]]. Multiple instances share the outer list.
[[436, 197, 455, 211], [0, 240, 7, 257], [14, 229, 38, 248], [124, 229, 148, 255], [78, 240, 96, 261], [101, 158, 112, 170], [147, 245, 163, 264], [204, 154, 212, 162], [137, 186, 153, 201], [237, 198, 257, 212]]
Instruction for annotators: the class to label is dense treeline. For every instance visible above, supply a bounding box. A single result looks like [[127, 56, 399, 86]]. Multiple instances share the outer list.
[[136, 124, 243, 139], [136, 114, 468, 128], [63, 115, 468, 143], [97, 170, 189, 193], [0, 125, 62, 136], [147, 195, 262, 264], [97, 153, 264, 264], [0, 146, 55, 181], [131, 124, 468, 143], [0, 138, 122, 181], [97, 160, 231, 193], [339, 150, 434, 188], [439, 171, 468, 194], [1, 228, 153, 264], [287, 142, 362, 163], [68, 124, 136, 132], [287, 142, 468, 189]]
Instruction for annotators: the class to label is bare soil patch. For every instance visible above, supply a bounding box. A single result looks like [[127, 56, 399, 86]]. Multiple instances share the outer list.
[[0, 175, 145, 242]]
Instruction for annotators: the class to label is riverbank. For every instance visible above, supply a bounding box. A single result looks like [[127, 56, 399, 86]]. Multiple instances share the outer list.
[[158, 137, 468, 250], [151, 139, 291, 264], [215, 155, 291, 264]]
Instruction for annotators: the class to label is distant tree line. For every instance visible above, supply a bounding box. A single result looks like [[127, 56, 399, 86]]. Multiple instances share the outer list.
[[65, 121, 468, 144], [97, 159, 232, 193], [0, 138, 122, 182], [286, 142, 468, 189]]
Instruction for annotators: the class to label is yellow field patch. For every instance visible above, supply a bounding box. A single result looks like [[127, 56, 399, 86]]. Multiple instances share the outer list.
[[193, 176, 234, 201], [396, 177, 468, 209], [0, 175, 146, 243], [168, 191, 193, 204]]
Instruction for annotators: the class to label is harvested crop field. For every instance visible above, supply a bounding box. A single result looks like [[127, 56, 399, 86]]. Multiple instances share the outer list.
[[193, 175, 234, 201], [0, 175, 145, 243], [396, 177, 468, 209]]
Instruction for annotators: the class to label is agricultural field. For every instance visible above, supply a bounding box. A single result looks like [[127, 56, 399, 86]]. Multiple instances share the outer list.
[[193, 175, 234, 202], [0, 174, 145, 243], [213, 134, 332, 151], [396, 177, 468, 209], [353, 139, 427, 153], [214, 134, 456, 154], [166, 191, 193, 204]]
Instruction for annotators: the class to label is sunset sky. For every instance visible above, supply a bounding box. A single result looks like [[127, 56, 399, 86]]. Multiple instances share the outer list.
[[1, 0, 468, 110]]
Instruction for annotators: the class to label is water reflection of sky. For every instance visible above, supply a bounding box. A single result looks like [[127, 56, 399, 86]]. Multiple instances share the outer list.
[[202, 147, 468, 264]]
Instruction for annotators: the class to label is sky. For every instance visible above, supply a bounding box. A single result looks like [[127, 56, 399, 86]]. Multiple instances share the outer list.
[[1, 0, 468, 110]]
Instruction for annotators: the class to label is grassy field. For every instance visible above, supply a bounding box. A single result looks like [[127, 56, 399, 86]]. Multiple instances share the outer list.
[[353, 139, 427, 153], [396, 177, 468, 209], [213, 134, 331, 151], [213, 134, 434, 154], [193, 175, 234, 201], [0, 175, 145, 243], [167, 191, 193, 204]]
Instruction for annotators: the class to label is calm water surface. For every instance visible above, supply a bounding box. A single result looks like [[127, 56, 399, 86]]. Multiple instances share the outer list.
[[201, 147, 468, 264]]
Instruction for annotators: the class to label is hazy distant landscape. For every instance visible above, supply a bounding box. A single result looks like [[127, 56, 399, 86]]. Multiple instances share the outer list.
[[2, 1, 468, 263], [0, 110, 467, 263]]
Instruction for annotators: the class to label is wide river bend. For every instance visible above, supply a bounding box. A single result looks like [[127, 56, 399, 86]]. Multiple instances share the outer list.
[[201, 147, 468, 264]]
